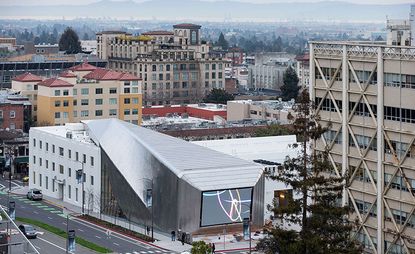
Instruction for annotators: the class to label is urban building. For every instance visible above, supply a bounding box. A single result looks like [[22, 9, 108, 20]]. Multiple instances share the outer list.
[[12, 62, 143, 126], [310, 40, 415, 253], [0, 90, 32, 132], [193, 135, 299, 228], [97, 24, 229, 106], [81, 40, 98, 55], [0, 37, 17, 51], [226, 47, 245, 66], [29, 119, 264, 234], [248, 52, 295, 91], [0, 54, 106, 88], [295, 53, 310, 90], [143, 103, 227, 121], [0, 130, 30, 179], [227, 99, 294, 124], [386, 19, 411, 46]]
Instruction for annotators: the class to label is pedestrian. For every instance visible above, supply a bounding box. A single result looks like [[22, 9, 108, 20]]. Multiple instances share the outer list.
[[208, 243, 212, 253], [212, 243, 215, 254], [171, 230, 176, 241], [181, 232, 186, 245], [106, 229, 111, 239]]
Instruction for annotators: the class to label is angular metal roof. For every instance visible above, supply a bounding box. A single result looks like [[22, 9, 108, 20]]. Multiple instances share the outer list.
[[84, 119, 263, 191]]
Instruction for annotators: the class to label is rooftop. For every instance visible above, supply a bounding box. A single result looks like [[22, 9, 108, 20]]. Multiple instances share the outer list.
[[173, 23, 202, 29], [59, 71, 77, 78], [229, 99, 295, 111], [142, 31, 174, 36], [69, 62, 98, 72], [38, 78, 74, 88], [85, 119, 262, 191], [12, 72, 43, 82], [83, 68, 141, 81], [0, 90, 31, 106], [31, 123, 95, 145]]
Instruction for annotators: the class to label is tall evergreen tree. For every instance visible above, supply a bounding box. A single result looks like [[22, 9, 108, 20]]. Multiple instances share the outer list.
[[58, 27, 82, 54], [256, 90, 361, 254], [203, 88, 234, 104], [280, 66, 300, 101], [216, 32, 229, 50]]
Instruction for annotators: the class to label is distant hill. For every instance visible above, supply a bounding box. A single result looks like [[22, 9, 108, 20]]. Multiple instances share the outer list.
[[0, 0, 410, 22]]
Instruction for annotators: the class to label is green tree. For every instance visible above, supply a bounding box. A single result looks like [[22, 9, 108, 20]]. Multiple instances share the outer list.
[[58, 27, 82, 54], [280, 66, 300, 101], [191, 241, 211, 254], [254, 124, 293, 137], [257, 90, 361, 254], [203, 88, 234, 104], [216, 32, 229, 50]]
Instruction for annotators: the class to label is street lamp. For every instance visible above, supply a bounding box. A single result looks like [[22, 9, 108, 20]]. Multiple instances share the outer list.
[[241, 203, 252, 254], [139, 177, 154, 242], [75, 160, 85, 214]]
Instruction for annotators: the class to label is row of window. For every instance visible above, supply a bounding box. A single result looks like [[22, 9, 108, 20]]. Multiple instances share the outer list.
[[56, 97, 140, 107], [32, 171, 90, 202], [316, 97, 415, 124], [54, 86, 140, 97], [54, 108, 138, 118], [0, 110, 16, 119]]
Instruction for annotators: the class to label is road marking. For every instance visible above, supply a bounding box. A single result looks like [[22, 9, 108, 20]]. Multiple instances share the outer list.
[[113, 242, 120, 246], [95, 235, 102, 239], [140, 251, 147, 254], [33, 211, 39, 214], [148, 251, 154, 253], [155, 251, 162, 253], [78, 228, 84, 232], [47, 217, 53, 220], [38, 236, 67, 252], [43, 208, 55, 211], [62, 222, 67, 225]]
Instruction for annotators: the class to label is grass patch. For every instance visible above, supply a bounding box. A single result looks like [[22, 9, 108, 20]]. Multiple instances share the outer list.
[[16, 217, 112, 253], [80, 214, 153, 242]]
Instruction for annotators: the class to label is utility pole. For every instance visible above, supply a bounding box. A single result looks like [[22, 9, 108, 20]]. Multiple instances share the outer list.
[[151, 179, 154, 242], [81, 161, 85, 215]]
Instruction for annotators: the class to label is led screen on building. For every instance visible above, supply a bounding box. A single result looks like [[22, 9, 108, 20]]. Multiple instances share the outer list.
[[200, 187, 252, 227]]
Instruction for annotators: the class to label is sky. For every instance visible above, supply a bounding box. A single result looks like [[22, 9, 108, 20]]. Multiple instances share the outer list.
[[0, 0, 412, 5]]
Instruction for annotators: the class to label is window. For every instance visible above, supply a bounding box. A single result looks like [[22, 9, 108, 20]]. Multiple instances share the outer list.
[[39, 173, 42, 187], [75, 152, 79, 161], [132, 98, 139, 104], [95, 110, 103, 116], [109, 98, 117, 104], [73, 89, 77, 95], [76, 188, 78, 202], [63, 100, 69, 107], [95, 99, 103, 105], [46, 176, 48, 189], [124, 109, 131, 115], [90, 156, 94, 166], [132, 108, 139, 115], [59, 165, 64, 174], [73, 100, 77, 106], [54, 90, 60, 96], [109, 88, 117, 94], [0, 110, 3, 119], [81, 88, 89, 95], [68, 185, 71, 199], [73, 111, 77, 117], [46, 142, 48, 151], [90, 176, 94, 185], [46, 160, 49, 169], [55, 112, 61, 119], [33, 171, 36, 184], [68, 149, 71, 159], [59, 147, 64, 156], [10, 111, 15, 118], [212, 64, 216, 70], [81, 99, 89, 106], [68, 168, 72, 177], [83, 154, 86, 163], [95, 88, 103, 94], [55, 100, 61, 107], [63, 90, 69, 96], [124, 87, 130, 93], [124, 98, 131, 104], [52, 162, 55, 171], [63, 112, 68, 119], [109, 109, 117, 116], [81, 110, 89, 117], [39, 158, 42, 166]]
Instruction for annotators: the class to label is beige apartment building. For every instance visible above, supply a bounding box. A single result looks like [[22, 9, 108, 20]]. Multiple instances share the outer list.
[[12, 62, 142, 126], [311, 41, 415, 254], [97, 24, 230, 106]]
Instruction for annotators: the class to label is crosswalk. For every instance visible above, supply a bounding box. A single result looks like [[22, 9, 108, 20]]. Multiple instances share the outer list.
[[123, 250, 175, 254]]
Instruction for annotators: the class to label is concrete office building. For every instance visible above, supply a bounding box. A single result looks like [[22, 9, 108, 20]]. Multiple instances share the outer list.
[[12, 62, 143, 126], [97, 24, 229, 106], [310, 41, 415, 253], [29, 119, 264, 234]]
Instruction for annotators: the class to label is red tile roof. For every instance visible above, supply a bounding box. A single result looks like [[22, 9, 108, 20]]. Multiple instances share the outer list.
[[38, 78, 74, 88], [142, 30, 174, 36], [12, 72, 43, 82], [83, 69, 141, 81], [69, 62, 98, 71], [173, 23, 201, 29], [59, 71, 77, 78]]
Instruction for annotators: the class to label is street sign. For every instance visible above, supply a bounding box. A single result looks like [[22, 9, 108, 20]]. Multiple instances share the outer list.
[[9, 201, 15, 220], [68, 229, 76, 252]]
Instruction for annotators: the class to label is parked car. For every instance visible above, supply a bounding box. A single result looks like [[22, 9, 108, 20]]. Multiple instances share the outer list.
[[18, 224, 37, 239], [26, 189, 42, 201]]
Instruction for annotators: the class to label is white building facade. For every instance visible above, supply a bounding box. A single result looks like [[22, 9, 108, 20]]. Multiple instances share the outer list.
[[29, 123, 101, 213]]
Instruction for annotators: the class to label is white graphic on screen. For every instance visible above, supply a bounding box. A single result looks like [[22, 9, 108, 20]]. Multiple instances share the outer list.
[[201, 188, 252, 226]]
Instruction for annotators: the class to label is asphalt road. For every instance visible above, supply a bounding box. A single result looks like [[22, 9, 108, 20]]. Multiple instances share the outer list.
[[0, 179, 174, 254]]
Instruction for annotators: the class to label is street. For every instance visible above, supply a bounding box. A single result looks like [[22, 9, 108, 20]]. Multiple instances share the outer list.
[[0, 178, 175, 254]]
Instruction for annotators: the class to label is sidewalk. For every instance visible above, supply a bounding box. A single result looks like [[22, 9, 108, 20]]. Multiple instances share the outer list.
[[11, 186, 260, 253]]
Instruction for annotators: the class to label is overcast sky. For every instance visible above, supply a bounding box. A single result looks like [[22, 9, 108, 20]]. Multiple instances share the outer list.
[[0, 0, 412, 5]]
